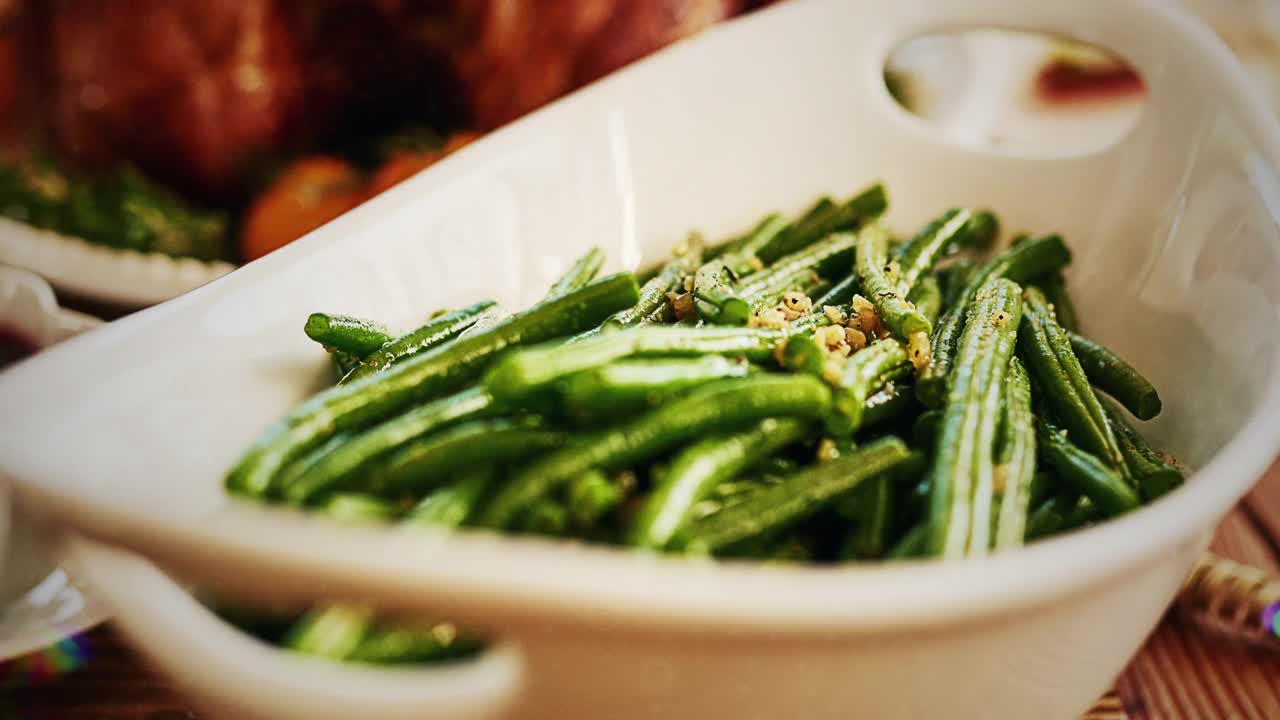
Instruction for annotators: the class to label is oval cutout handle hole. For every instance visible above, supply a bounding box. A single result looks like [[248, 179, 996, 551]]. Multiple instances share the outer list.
[[885, 29, 1147, 159]]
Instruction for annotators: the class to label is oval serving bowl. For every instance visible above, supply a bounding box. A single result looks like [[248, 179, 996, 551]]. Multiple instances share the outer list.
[[4, 1, 1280, 718]]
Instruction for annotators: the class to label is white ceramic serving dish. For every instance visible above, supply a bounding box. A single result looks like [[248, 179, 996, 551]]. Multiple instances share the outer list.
[[0, 218, 236, 308], [0, 265, 108, 660], [4, 0, 1280, 718]]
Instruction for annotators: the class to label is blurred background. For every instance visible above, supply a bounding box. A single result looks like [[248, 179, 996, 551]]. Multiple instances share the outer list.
[[0, 0, 1274, 317], [0, 0, 777, 274]]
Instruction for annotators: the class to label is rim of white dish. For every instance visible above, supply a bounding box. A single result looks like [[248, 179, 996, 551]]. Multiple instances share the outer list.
[[0, 218, 236, 308], [11, 0, 1280, 639]]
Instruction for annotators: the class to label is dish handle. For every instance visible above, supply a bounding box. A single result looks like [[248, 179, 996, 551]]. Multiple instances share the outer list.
[[853, 0, 1280, 172], [55, 533, 525, 720]]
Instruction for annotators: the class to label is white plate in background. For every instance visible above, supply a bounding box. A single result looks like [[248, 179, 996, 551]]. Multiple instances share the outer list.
[[0, 218, 236, 309]]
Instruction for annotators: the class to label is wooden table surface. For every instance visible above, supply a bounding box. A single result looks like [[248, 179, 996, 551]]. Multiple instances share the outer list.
[[5, 467, 1280, 719]]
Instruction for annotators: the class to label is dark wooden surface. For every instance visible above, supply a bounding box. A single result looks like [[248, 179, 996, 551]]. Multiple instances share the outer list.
[[5, 468, 1280, 719]]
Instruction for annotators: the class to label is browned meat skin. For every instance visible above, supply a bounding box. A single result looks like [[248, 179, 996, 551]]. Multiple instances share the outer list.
[[32, 1, 306, 198], [385, 0, 742, 130], [23, 0, 782, 198]]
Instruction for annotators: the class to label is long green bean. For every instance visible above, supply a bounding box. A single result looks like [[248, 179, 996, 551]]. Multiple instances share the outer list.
[[681, 437, 910, 554], [828, 338, 911, 436], [994, 357, 1035, 549], [756, 184, 887, 265], [340, 301, 498, 383], [627, 417, 810, 550], [1018, 288, 1126, 472], [854, 225, 932, 340], [278, 387, 495, 502], [1036, 418, 1138, 517], [927, 278, 1023, 558], [484, 325, 787, 402], [558, 356, 753, 420], [1069, 332, 1162, 421], [305, 314, 395, 358], [546, 247, 606, 299], [916, 234, 1071, 408], [479, 375, 832, 528], [226, 274, 637, 497], [605, 236, 703, 327], [1100, 399, 1184, 501]]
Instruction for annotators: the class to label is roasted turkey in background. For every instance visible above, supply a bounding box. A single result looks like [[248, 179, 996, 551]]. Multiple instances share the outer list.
[[12, 0, 777, 203]]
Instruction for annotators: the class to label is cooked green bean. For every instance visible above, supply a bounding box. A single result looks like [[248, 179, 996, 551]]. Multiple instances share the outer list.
[[1034, 271, 1078, 333], [364, 418, 568, 498], [1100, 399, 1184, 501], [762, 536, 816, 563], [226, 274, 637, 497], [480, 375, 832, 528], [750, 196, 833, 265], [271, 432, 355, 503], [739, 232, 859, 297], [828, 338, 911, 436], [1069, 331, 1162, 421], [839, 473, 895, 560], [724, 213, 789, 277], [1018, 288, 1125, 472], [1026, 494, 1099, 541], [1029, 470, 1056, 506], [994, 357, 1035, 550], [854, 225, 932, 340], [277, 387, 495, 502], [692, 259, 751, 325], [912, 409, 943, 450], [862, 376, 917, 428], [777, 330, 829, 377], [484, 325, 786, 402], [627, 417, 810, 550], [887, 523, 929, 559], [284, 605, 373, 660], [756, 184, 888, 264], [916, 234, 1071, 408], [814, 274, 859, 308], [907, 275, 942, 327], [341, 301, 497, 383], [937, 259, 978, 308], [546, 246, 606, 299], [305, 313, 395, 358], [323, 493, 399, 523], [743, 267, 821, 311], [1025, 494, 1071, 540], [893, 209, 977, 296], [348, 620, 483, 664], [967, 352, 1005, 556], [518, 499, 571, 536], [405, 467, 497, 528], [330, 349, 361, 380], [927, 278, 1023, 558], [965, 211, 1000, 250], [568, 470, 624, 530], [557, 356, 752, 420], [1036, 418, 1138, 517], [605, 236, 703, 327], [681, 436, 910, 554]]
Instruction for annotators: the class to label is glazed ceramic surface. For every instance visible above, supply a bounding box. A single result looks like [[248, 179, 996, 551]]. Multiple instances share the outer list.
[[4, 0, 1280, 717], [0, 265, 107, 660]]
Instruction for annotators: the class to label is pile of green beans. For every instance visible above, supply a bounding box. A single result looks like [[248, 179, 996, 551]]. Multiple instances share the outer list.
[[221, 183, 1182, 663]]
